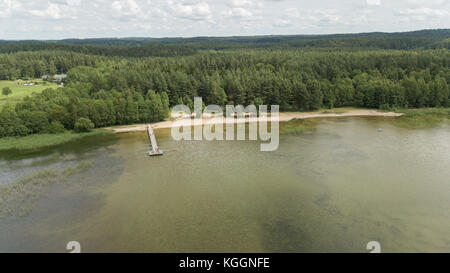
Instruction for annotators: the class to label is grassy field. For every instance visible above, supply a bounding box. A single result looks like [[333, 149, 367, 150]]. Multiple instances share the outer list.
[[0, 129, 114, 152], [0, 79, 59, 109]]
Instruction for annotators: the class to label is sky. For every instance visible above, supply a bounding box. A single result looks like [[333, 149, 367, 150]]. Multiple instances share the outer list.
[[0, 0, 449, 40]]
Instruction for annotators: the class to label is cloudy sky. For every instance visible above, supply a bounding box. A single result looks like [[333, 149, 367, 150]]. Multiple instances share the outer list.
[[0, 0, 449, 40]]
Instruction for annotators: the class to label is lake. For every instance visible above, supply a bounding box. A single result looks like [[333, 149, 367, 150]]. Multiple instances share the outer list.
[[0, 117, 449, 253]]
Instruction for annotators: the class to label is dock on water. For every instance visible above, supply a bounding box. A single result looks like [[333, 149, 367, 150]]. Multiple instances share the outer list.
[[147, 125, 163, 156]]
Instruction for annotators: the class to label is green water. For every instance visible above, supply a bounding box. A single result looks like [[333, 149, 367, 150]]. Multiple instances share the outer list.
[[0, 117, 449, 253]]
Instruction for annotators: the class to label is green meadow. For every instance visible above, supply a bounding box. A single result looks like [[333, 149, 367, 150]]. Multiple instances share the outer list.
[[0, 79, 59, 109]]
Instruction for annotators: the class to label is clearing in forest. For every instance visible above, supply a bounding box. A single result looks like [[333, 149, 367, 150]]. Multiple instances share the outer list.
[[0, 79, 59, 109]]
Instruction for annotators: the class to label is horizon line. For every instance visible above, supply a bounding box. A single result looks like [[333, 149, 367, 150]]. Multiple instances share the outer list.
[[1, 28, 448, 42]]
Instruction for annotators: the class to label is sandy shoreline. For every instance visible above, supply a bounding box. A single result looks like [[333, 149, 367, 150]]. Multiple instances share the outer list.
[[107, 109, 403, 133]]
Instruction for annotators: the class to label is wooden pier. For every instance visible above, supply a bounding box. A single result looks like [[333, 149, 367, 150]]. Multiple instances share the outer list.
[[147, 125, 163, 156]]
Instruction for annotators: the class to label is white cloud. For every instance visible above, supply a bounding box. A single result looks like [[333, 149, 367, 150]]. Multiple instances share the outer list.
[[367, 0, 381, 6], [230, 0, 254, 7], [273, 19, 292, 28], [403, 0, 446, 5], [67, 0, 81, 6], [29, 3, 63, 19], [222, 7, 254, 18], [111, 0, 143, 20], [398, 7, 449, 16], [285, 8, 300, 19], [0, 0, 21, 18], [222, 0, 262, 20], [1, 0, 449, 39], [168, 0, 213, 21]]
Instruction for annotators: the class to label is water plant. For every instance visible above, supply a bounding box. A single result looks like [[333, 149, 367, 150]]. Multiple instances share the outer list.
[[392, 108, 450, 129], [281, 119, 317, 135], [0, 160, 93, 218], [0, 129, 113, 152]]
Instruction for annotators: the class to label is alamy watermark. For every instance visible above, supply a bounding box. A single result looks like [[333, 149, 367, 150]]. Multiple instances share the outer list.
[[66, 241, 81, 253], [171, 97, 280, 152], [65, 240, 381, 253], [367, 241, 381, 253]]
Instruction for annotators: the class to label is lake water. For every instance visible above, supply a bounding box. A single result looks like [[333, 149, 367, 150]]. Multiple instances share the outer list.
[[0, 117, 449, 253]]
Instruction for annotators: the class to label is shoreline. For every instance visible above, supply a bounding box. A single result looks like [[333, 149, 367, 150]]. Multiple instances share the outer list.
[[0, 129, 113, 153], [2, 108, 447, 153], [108, 109, 403, 133]]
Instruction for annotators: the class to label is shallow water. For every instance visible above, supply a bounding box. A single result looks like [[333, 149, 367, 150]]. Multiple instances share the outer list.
[[0, 117, 449, 253]]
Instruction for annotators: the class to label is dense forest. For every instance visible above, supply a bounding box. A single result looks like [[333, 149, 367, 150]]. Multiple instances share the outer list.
[[2, 29, 450, 52], [0, 30, 449, 138]]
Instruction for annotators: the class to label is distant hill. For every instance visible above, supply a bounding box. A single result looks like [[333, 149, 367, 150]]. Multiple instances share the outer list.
[[0, 29, 449, 57]]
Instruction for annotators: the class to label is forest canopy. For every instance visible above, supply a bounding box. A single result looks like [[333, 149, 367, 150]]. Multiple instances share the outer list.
[[0, 29, 449, 138]]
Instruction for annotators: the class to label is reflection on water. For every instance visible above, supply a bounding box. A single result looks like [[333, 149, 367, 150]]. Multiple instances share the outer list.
[[0, 117, 449, 253]]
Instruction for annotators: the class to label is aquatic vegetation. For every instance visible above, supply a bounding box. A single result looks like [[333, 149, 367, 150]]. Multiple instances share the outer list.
[[61, 161, 93, 178], [0, 160, 92, 218], [392, 108, 450, 129], [281, 119, 317, 135], [0, 129, 114, 152]]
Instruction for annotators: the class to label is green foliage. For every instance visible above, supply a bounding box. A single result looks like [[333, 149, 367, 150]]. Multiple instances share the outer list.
[[0, 80, 59, 109], [0, 33, 450, 138], [281, 119, 317, 135], [0, 129, 113, 151], [74, 118, 94, 132], [2, 87, 12, 96], [18, 110, 49, 134], [0, 42, 196, 58], [393, 108, 450, 129], [0, 104, 29, 137], [45, 121, 66, 134], [1, 29, 449, 54]]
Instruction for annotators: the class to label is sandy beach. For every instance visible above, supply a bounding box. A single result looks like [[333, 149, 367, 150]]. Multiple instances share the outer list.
[[107, 109, 403, 133]]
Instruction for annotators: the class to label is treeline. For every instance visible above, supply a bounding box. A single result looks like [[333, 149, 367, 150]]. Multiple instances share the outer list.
[[0, 51, 108, 80], [0, 83, 170, 137], [0, 48, 449, 138], [289, 37, 448, 50], [148, 29, 450, 50], [160, 36, 450, 51], [1, 29, 449, 57], [0, 42, 196, 58], [58, 50, 449, 110]]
